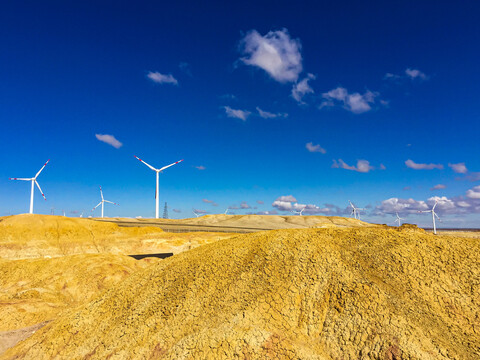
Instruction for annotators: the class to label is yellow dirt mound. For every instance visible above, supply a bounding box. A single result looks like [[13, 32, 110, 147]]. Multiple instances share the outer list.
[[0, 215, 232, 259], [4, 227, 479, 359], [0, 254, 155, 331], [174, 214, 374, 229]]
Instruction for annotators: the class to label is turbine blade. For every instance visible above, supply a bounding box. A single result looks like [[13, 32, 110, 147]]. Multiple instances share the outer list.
[[104, 200, 118, 205], [9, 178, 32, 181], [159, 159, 184, 172], [99, 186, 104, 200], [134, 155, 158, 171], [35, 180, 46, 200], [434, 212, 440, 220], [432, 200, 438, 211], [35, 159, 50, 178], [92, 202, 102, 210]]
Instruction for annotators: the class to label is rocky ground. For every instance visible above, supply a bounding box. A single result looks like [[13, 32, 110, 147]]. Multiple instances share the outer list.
[[2, 225, 478, 359]]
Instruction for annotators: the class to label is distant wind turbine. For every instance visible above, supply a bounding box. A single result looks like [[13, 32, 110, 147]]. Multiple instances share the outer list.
[[349, 200, 365, 220], [291, 207, 305, 216], [193, 209, 201, 218], [394, 212, 405, 226], [134, 156, 183, 219], [224, 208, 229, 215], [9, 159, 50, 214], [418, 200, 440, 235], [92, 186, 118, 218]]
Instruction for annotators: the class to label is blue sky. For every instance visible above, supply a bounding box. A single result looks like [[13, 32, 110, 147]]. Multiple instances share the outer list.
[[1, 1, 480, 227]]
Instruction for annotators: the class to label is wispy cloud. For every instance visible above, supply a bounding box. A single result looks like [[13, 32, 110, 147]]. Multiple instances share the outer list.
[[256, 107, 288, 119], [240, 201, 251, 209], [405, 68, 428, 80], [384, 68, 428, 82], [449, 162, 468, 174], [195, 165, 206, 170], [431, 184, 446, 191], [178, 62, 192, 76], [223, 106, 251, 121], [173, 209, 181, 213], [405, 159, 443, 170], [320, 87, 379, 114], [95, 134, 123, 149], [147, 71, 178, 85], [239, 28, 303, 83], [305, 142, 326, 154], [257, 200, 264, 204], [332, 159, 375, 173], [291, 73, 315, 103]]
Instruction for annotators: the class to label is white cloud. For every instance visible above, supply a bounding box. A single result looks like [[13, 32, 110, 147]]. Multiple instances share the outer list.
[[405, 159, 443, 170], [379, 164, 386, 170], [95, 134, 123, 149], [256, 107, 288, 119], [405, 68, 427, 80], [147, 71, 178, 85], [173, 209, 182, 213], [466, 185, 480, 199], [256, 210, 278, 215], [431, 184, 446, 190], [305, 142, 326, 154], [277, 195, 297, 202], [223, 106, 251, 121], [193, 209, 208, 214], [195, 165, 206, 170], [332, 159, 374, 173], [272, 200, 293, 211], [291, 73, 315, 103], [320, 87, 378, 114], [376, 197, 429, 215], [449, 162, 468, 174], [239, 29, 302, 83], [202, 199, 215, 204]]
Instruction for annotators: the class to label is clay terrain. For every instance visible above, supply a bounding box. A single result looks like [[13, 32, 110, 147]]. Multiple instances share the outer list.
[[0, 214, 479, 359]]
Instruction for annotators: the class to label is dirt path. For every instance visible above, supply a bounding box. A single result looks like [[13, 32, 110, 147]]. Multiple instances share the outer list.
[[0, 322, 49, 356]]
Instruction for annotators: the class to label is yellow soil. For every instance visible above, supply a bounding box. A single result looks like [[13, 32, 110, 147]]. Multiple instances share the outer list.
[[0, 254, 156, 332], [4, 226, 479, 359], [0, 215, 233, 259], [127, 213, 374, 229]]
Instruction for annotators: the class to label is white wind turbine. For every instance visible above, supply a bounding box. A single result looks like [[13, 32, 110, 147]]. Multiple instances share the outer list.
[[193, 209, 201, 218], [224, 208, 229, 215], [10, 159, 50, 214], [418, 200, 440, 235], [394, 212, 405, 226], [291, 207, 305, 216], [134, 156, 183, 219], [349, 200, 366, 220], [92, 186, 118, 218]]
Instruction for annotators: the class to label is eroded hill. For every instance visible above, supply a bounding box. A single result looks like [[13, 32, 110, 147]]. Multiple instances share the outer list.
[[4, 226, 479, 359]]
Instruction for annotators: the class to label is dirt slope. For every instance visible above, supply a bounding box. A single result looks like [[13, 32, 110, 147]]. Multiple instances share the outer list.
[[0, 254, 155, 331], [0, 215, 232, 259], [4, 226, 479, 359]]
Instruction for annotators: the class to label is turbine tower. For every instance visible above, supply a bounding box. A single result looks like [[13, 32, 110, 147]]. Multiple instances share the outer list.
[[9, 159, 50, 214], [224, 208, 229, 215], [349, 200, 365, 220], [134, 156, 183, 219], [418, 200, 440, 235], [394, 212, 405, 226], [92, 186, 118, 218]]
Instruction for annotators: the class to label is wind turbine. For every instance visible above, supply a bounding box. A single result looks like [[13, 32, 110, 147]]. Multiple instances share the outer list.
[[418, 200, 440, 235], [9, 159, 50, 214], [134, 156, 183, 219], [92, 186, 118, 218], [224, 208, 229, 215], [394, 212, 405, 226], [193, 209, 201, 218], [349, 200, 365, 220], [291, 207, 305, 216]]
